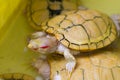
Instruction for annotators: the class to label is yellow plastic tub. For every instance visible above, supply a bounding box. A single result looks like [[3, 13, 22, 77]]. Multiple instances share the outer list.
[[0, 0, 39, 79], [0, 0, 120, 79]]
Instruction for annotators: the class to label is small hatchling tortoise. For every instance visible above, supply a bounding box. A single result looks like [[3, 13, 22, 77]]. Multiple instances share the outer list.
[[0, 73, 35, 80], [48, 48, 120, 80], [28, 9, 118, 79], [27, 0, 78, 30]]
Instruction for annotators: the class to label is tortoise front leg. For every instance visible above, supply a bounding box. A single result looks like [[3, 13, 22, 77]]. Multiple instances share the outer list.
[[57, 44, 76, 79], [64, 48, 76, 79], [32, 55, 50, 80], [55, 48, 76, 80]]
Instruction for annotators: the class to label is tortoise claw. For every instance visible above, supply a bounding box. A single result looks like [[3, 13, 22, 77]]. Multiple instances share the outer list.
[[66, 61, 76, 79], [54, 71, 61, 80]]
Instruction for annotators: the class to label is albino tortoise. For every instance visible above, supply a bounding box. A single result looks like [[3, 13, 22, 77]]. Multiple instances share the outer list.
[[27, 0, 78, 30], [27, 9, 119, 80]]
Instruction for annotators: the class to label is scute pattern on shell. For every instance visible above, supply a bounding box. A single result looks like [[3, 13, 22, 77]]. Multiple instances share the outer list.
[[42, 9, 117, 51], [49, 49, 120, 80], [0, 73, 35, 80], [27, 0, 78, 30]]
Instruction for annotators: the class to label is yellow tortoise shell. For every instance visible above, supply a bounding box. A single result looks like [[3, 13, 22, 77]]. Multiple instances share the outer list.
[[41, 9, 117, 51], [27, 0, 77, 30]]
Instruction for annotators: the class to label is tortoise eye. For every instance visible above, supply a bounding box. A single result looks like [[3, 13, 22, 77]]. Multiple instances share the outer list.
[[40, 46, 49, 49]]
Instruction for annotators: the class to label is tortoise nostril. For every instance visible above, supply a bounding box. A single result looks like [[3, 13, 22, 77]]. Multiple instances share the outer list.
[[27, 36, 31, 42], [26, 35, 31, 46]]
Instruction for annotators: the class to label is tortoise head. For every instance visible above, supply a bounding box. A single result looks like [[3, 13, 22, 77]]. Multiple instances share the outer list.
[[27, 32, 58, 55]]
